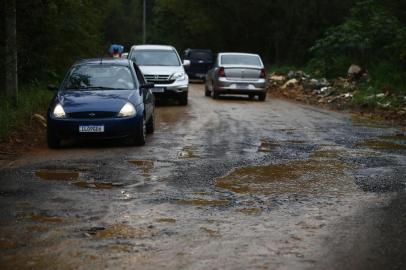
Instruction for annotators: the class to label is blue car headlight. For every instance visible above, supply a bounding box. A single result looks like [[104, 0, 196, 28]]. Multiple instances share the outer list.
[[117, 102, 136, 118], [52, 104, 67, 119]]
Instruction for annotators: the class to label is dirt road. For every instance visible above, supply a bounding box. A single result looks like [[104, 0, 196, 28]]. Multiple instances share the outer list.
[[1, 84, 405, 269]]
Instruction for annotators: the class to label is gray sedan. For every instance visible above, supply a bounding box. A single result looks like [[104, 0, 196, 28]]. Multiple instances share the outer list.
[[205, 53, 267, 101]]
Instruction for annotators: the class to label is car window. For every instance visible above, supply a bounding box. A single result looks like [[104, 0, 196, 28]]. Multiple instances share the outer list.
[[189, 51, 212, 62], [131, 50, 181, 66], [63, 65, 136, 90], [221, 55, 262, 66]]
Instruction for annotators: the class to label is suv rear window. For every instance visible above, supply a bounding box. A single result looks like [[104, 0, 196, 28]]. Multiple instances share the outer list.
[[189, 51, 212, 62], [221, 55, 261, 66]]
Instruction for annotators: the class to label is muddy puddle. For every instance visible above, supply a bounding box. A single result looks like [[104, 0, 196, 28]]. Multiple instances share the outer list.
[[216, 148, 355, 196], [129, 160, 155, 180], [356, 139, 406, 150], [156, 218, 177, 223], [87, 224, 154, 239], [235, 208, 262, 215], [258, 139, 279, 152], [351, 115, 389, 128], [177, 199, 229, 206], [72, 181, 123, 189], [30, 214, 63, 223], [178, 146, 199, 158], [35, 170, 79, 181]]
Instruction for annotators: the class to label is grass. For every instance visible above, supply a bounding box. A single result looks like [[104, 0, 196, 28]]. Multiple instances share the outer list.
[[0, 84, 53, 142]]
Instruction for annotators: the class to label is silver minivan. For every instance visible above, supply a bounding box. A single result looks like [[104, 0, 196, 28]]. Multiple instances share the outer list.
[[128, 45, 190, 105], [205, 53, 267, 101]]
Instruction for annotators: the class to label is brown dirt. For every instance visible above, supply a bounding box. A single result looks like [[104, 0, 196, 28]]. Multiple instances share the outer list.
[[268, 86, 406, 127], [0, 115, 47, 162]]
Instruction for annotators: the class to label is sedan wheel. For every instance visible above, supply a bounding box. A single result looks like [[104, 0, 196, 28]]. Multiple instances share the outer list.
[[133, 116, 146, 146], [146, 111, 155, 134]]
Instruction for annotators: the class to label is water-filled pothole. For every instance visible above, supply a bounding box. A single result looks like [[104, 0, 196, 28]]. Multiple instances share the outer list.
[[35, 170, 79, 181]]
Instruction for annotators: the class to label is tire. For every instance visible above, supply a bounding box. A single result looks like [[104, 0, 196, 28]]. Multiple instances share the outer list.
[[146, 111, 155, 134], [179, 91, 188, 106], [47, 128, 60, 149], [204, 85, 211, 97], [133, 116, 146, 146], [258, 92, 266, 101], [212, 90, 219, 99], [249, 94, 255, 100]]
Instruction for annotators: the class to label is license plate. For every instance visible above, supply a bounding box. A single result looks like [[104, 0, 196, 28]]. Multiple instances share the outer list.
[[79, 125, 104, 133], [151, 87, 165, 93], [237, 84, 249, 89]]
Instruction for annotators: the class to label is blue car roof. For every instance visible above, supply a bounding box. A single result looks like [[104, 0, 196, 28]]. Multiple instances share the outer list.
[[74, 58, 131, 66]]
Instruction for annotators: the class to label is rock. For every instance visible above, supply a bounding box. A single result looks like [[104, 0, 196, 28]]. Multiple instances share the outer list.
[[281, 79, 298, 89], [270, 75, 286, 82], [348, 64, 362, 76], [315, 78, 329, 90], [33, 114, 47, 128], [376, 93, 385, 98], [303, 79, 318, 91]]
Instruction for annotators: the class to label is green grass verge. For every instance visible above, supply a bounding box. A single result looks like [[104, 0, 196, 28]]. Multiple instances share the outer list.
[[0, 84, 53, 142]]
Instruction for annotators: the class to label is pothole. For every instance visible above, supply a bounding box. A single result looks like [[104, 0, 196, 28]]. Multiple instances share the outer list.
[[216, 148, 355, 196], [177, 199, 229, 206], [35, 170, 79, 181]]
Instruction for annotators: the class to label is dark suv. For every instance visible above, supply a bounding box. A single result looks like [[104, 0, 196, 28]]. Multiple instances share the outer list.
[[184, 49, 213, 81]]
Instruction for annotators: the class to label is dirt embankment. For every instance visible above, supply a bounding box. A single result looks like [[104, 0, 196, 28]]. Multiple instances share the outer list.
[[267, 70, 406, 126]]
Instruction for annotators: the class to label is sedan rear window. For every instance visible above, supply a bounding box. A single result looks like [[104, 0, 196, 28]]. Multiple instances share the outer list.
[[221, 55, 262, 66], [131, 50, 181, 66], [63, 65, 135, 90]]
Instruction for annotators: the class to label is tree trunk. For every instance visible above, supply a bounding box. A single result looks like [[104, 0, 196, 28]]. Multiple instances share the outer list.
[[5, 0, 18, 106]]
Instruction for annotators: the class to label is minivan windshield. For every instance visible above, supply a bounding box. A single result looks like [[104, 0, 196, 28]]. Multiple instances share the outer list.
[[131, 50, 181, 66], [63, 65, 135, 90], [221, 54, 262, 66]]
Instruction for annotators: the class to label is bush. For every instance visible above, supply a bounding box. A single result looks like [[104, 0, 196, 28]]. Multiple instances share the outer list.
[[0, 84, 53, 142]]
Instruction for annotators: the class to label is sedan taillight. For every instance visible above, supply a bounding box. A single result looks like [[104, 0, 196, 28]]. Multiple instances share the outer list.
[[260, 68, 266, 79]]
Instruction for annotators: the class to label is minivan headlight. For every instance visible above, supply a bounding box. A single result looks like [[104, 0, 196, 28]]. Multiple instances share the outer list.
[[52, 104, 66, 118], [117, 102, 136, 118], [170, 72, 185, 81]]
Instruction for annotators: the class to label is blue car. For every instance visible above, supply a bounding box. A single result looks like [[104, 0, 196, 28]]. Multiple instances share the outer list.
[[47, 58, 155, 148]]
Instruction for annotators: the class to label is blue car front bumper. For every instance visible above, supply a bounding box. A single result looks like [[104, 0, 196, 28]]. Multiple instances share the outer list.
[[48, 114, 142, 140]]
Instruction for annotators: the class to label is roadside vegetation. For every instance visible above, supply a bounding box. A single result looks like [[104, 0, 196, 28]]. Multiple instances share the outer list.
[[0, 84, 52, 141], [0, 0, 405, 142]]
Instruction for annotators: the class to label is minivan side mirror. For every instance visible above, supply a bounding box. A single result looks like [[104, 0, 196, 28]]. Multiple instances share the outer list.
[[183, 59, 191, 67], [47, 84, 58, 91]]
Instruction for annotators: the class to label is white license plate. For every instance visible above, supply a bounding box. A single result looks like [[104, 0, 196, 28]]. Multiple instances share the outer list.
[[237, 84, 249, 89], [151, 87, 165, 93], [79, 125, 104, 133]]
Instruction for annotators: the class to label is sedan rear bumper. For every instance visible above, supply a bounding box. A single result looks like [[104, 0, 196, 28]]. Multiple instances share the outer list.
[[215, 78, 267, 93]]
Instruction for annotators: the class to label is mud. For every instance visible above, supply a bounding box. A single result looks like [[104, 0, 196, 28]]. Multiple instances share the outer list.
[[35, 170, 79, 181]]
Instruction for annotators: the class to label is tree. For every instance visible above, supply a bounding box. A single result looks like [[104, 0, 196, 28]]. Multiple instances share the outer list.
[[5, 0, 18, 105]]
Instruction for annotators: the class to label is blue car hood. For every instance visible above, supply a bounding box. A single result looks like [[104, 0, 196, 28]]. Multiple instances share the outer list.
[[58, 90, 135, 113]]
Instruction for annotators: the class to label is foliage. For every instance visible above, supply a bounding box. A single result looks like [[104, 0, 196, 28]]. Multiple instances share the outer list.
[[0, 84, 53, 141]]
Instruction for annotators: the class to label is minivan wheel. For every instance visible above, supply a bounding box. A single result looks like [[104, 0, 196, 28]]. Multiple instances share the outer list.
[[146, 111, 155, 134], [133, 116, 146, 146], [258, 93, 266, 101], [47, 129, 60, 149], [179, 92, 188, 106]]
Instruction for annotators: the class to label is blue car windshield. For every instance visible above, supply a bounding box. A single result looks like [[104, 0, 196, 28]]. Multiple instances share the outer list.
[[131, 50, 181, 66], [63, 65, 136, 90]]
